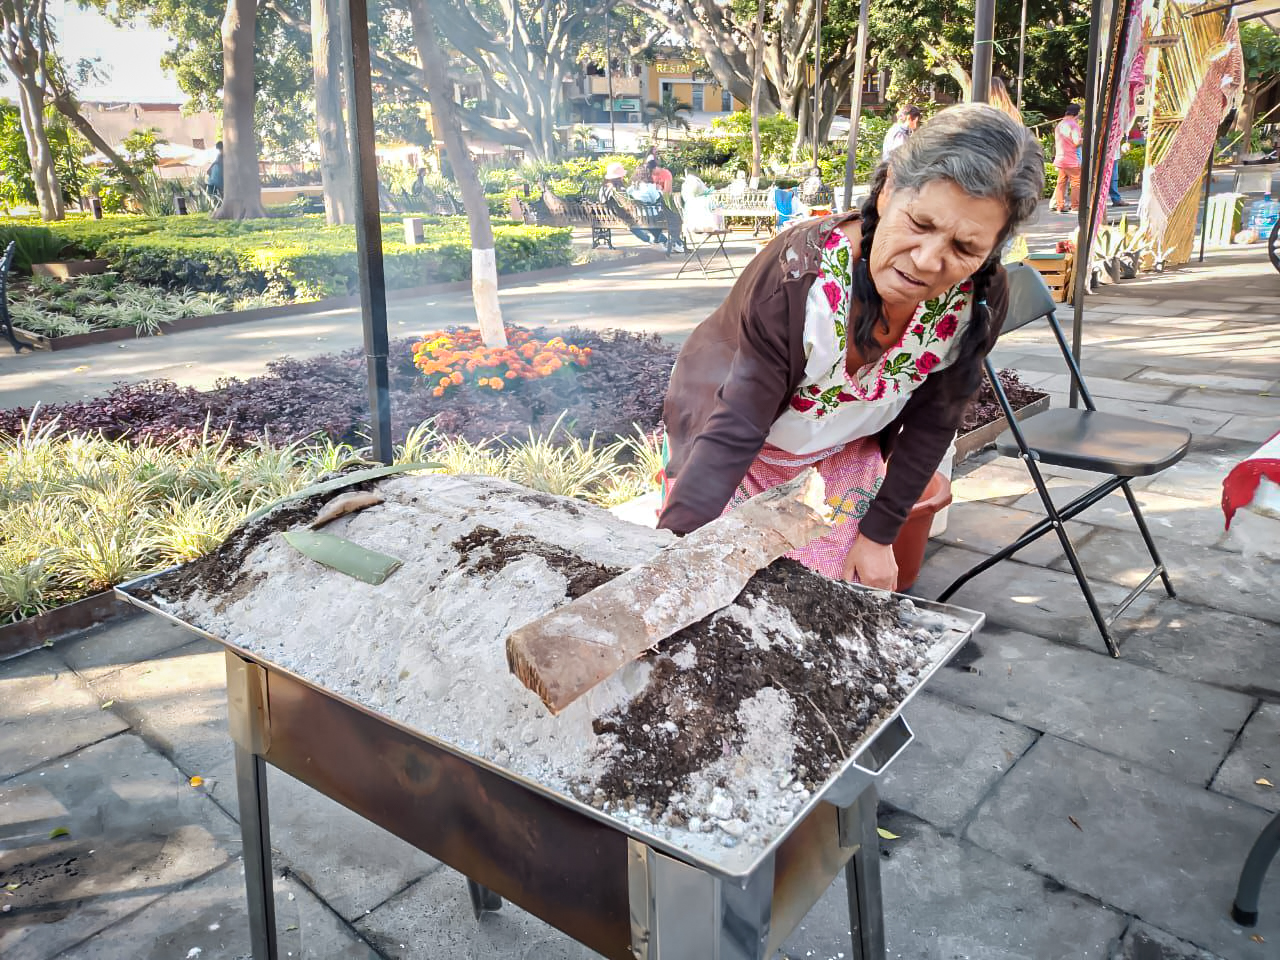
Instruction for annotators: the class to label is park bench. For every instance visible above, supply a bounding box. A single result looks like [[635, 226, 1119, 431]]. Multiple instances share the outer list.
[[711, 188, 777, 235], [0, 241, 30, 354], [541, 189, 672, 249]]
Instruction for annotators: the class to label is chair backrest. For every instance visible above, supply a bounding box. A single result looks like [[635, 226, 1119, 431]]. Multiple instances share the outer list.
[[1001, 261, 1058, 332], [0, 240, 14, 278]]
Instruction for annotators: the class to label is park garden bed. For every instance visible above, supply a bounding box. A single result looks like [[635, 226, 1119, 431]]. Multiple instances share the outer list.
[[0, 212, 573, 303]]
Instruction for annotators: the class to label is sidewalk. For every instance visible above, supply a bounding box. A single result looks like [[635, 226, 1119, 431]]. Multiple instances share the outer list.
[[1, 231, 1279, 960]]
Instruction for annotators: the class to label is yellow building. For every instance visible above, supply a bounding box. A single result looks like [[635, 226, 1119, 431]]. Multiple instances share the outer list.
[[646, 54, 744, 115]]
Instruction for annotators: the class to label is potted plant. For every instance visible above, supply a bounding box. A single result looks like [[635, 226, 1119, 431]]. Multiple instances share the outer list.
[[1114, 215, 1145, 279], [1092, 225, 1124, 284]]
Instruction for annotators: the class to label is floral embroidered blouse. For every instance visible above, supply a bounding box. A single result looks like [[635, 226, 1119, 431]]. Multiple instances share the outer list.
[[765, 228, 974, 456]]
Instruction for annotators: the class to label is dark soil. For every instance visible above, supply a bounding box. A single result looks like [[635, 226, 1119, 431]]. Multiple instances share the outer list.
[[0, 327, 678, 449], [450, 525, 622, 599], [959, 368, 1048, 433], [591, 559, 924, 806]]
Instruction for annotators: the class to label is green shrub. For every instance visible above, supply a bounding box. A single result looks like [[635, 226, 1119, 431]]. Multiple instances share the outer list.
[[2, 213, 572, 301], [0, 225, 73, 272]]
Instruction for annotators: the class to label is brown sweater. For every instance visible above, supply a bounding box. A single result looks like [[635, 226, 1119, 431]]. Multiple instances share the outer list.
[[658, 211, 1009, 544]]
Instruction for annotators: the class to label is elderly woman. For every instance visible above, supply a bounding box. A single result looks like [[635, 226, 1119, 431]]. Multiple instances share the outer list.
[[658, 104, 1043, 589]]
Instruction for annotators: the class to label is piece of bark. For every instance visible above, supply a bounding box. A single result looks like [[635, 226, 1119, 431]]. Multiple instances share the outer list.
[[506, 468, 830, 714], [309, 490, 385, 529]]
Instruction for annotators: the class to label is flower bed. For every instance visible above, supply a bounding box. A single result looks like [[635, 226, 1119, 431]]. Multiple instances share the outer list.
[[0, 214, 573, 302]]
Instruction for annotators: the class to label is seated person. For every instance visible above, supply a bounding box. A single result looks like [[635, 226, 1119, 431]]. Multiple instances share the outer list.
[[622, 166, 671, 246]]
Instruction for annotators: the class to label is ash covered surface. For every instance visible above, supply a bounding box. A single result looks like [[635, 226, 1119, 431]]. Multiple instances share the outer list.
[[132, 474, 970, 872]]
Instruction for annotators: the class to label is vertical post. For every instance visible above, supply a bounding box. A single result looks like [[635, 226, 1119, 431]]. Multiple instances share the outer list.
[[1198, 149, 1214, 262], [340, 0, 392, 464], [1016, 0, 1028, 112], [841, 785, 886, 960], [842, 0, 871, 211], [812, 0, 823, 167], [606, 7, 616, 153], [972, 0, 995, 102], [235, 743, 278, 960], [1069, 0, 1106, 410]]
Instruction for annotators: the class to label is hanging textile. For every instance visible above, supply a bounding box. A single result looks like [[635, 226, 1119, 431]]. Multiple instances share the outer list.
[[1095, 0, 1147, 233], [1138, 18, 1243, 241]]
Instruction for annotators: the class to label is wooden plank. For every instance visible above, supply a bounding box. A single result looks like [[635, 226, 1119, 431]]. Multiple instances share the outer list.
[[505, 469, 831, 714]]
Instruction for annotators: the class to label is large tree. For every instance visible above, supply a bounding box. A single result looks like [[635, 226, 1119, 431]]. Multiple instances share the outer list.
[[310, 0, 353, 223], [212, 0, 266, 218], [411, 0, 505, 346], [1237, 23, 1280, 155], [0, 0, 63, 219]]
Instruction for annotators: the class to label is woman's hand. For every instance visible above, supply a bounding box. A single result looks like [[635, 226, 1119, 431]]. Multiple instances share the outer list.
[[841, 534, 898, 590]]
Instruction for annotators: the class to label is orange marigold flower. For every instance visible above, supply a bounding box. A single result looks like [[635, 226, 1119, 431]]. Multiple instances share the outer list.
[[432, 387, 444, 397], [490, 379, 504, 390], [505, 370, 518, 379]]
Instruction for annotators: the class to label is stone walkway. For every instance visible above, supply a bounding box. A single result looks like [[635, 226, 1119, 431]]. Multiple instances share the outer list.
[[1, 238, 1278, 960]]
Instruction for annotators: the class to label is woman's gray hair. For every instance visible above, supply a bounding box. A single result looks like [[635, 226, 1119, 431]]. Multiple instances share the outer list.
[[882, 102, 1044, 243]]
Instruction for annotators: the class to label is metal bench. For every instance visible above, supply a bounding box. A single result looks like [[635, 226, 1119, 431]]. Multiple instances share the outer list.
[[712, 189, 777, 236], [542, 190, 672, 249], [0, 241, 30, 354]]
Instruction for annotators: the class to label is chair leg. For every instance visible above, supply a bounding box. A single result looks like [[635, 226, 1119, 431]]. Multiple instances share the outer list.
[[1051, 514, 1121, 658], [1118, 480, 1176, 598], [1233, 811, 1280, 927]]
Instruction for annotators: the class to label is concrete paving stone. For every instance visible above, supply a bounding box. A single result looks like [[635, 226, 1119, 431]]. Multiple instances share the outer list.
[[1217, 414, 1280, 443], [1211, 703, 1280, 815], [878, 692, 1037, 831], [934, 500, 1093, 568], [995, 351, 1147, 381], [1063, 528, 1278, 626], [56, 859, 379, 960], [0, 733, 238, 960], [57, 611, 195, 683], [1113, 599, 1280, 697], [87, 639, 237, 806], [1171, 390, 1280, 418], [0, 650, 128, 781], [950, 460, 1037, 504], [1132, 369, 1275, 393], [913, 545, 1158, 648], [1113, 922, 1228, 960], [779, 810, 1126, 960], [1133, 451, 1255, 503], [354, 863, 601, 960], [261, 767, 441, 924], [1031, 373, 1183, 403], [965, 735, 1279, 960], [1083, 296, 1161, 306], [1187, 434, 1262, 460], [1107, 316, 1230, 330], [1011, 484, 1228, 548], [928, 625, 1255, 785], [1089, 397, 1233, 435]]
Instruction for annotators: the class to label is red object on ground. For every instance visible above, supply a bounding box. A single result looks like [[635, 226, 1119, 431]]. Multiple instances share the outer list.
[[894, 472, 954, 592], [1222, 428, 1280, 530]]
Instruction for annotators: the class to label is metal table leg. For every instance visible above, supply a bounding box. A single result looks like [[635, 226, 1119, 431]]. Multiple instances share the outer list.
[[1233, 810, 1280, 926], [840, 785, 886, 960], [235, 741, 279, 960]]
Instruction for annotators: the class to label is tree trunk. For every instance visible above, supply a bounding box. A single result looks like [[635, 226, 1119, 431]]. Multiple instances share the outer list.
[[411, 0, 506, 348], [49, 87, 146, 204], [312, 0, 354, 224], [15, 75, 64, 221], [750, 0, 764, 182], [212, 0, 267, 220]]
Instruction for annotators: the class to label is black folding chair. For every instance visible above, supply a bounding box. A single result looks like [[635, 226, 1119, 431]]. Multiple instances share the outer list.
[[0, 241, 31, 354], [937, 262, 1191, 657]]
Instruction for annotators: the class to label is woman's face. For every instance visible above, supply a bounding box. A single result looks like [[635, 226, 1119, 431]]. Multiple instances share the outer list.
[[870, 175, 1008, 313]]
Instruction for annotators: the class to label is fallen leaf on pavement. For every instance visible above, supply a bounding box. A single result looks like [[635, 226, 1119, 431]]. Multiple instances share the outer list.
[[100, 700, 114, 709], [876, 827, 900, 840], [1068, 816, 1083, 831], [1251, 934, 1264, 943], [189, 775, 204, 787], [1256, 778, 1274, 788], [4, 882, 20, 891], [49, 827, 70, 839]]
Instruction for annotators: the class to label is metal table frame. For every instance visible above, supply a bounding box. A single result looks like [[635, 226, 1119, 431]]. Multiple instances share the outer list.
[[225, 649, 902, 959]]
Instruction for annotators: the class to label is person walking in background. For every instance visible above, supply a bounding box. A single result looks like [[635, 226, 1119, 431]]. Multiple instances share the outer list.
[[881, 105, 922, 160], [205, 141, 224, 202], [989, 77, 1023, 126], [1052, 105, 1083, 213]]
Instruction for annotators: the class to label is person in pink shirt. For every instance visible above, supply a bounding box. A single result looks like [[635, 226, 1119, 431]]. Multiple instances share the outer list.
[[1052, 104, 1083, 213]]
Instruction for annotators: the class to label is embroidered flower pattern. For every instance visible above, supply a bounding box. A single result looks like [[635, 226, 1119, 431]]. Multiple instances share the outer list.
[[787, 231, 970, 419]]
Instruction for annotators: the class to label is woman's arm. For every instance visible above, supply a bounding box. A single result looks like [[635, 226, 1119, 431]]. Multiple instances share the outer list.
[[657, 283, 795, 535]]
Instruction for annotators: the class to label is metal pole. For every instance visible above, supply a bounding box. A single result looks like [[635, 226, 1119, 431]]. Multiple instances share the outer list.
[[1198, 148, 1214, 262], [842, 0, 871, 211], [812, 0, 823, 167], [606, 7, 616, 153], [1016, 0, 1028, 112], [341, 0, 392, 464], [972, 0, 995, 102], [1069, 0, 1105, 410]]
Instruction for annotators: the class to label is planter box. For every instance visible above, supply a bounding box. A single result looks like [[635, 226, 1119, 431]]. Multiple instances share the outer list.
[[955, 394, 1051, 463], [0, 591, 131, 662], [32, 259, 110, 279]]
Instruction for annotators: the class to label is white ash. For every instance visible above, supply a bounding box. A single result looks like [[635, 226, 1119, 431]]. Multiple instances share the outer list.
[[146, 474, 970, 873]]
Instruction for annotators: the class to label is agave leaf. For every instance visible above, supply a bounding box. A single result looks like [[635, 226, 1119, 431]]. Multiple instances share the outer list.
[[244, 462, 438, 523], [281, 530, 401, 585]]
